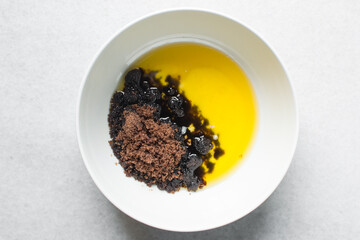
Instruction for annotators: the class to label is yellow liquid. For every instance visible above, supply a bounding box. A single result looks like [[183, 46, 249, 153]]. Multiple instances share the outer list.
[[131, 42, 257, 184]]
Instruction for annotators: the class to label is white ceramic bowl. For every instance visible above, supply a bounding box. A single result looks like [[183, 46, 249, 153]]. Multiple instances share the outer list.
[[77, 9, 298, 232]]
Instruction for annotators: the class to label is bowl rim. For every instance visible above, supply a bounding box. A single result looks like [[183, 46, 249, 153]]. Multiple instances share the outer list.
[[76, 8, 299, 232]]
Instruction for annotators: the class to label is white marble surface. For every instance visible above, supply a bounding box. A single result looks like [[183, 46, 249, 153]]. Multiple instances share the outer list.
[[1, 1, 360, 239]]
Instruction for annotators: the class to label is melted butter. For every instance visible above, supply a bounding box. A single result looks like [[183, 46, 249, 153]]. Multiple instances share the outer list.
[[131, 42, 257, 185]]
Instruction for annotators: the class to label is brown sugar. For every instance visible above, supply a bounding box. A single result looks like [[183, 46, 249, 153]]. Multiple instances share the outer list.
[[113, 105, 186, 188]]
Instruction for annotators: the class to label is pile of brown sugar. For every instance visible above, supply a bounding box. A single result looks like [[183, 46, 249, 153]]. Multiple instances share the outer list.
[[110, 104, 186, 191]]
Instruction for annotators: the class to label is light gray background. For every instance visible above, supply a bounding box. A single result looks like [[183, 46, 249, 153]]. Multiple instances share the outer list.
[[1, 0, 359, 239]]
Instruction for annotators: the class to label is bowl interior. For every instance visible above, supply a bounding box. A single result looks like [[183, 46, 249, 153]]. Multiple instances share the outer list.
[[77, 10, 298, 232]]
